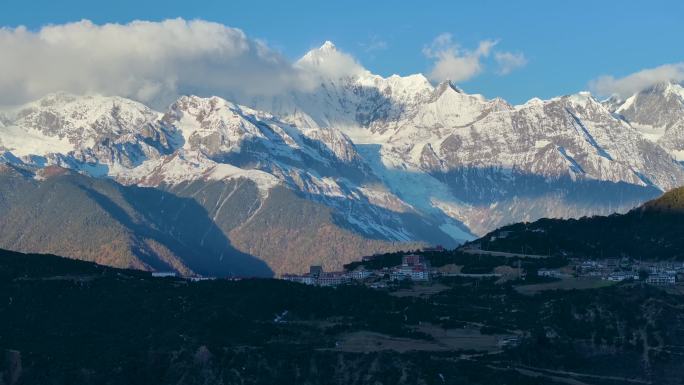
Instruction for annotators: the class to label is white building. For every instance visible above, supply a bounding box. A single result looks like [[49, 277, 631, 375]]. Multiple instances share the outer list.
[[152, 271, 177, 278], [538, 268, 564, 278], [317, 273, 350, 286], [391, 265, 430, 281], [647, 271, 676, 285], [349, 269, 373, 280], [282, 274, 316, 285], [607, 272, 638, 282]]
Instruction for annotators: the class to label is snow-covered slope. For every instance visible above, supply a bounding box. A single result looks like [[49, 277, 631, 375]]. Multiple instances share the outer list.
[[0, 92, 178, 176], [0, 91, 470, 254], [1, 42, 683, 275], [607, 82, 684, 161], [242, 43, 684, 235]]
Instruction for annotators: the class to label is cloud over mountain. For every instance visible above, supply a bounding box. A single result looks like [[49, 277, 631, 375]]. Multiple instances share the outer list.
[[422, 33, 496, 83], [0, 18, 354, 108], [590, 62, 684, 98], [423, 33, 526, 83], [296, 41, 367, 79]]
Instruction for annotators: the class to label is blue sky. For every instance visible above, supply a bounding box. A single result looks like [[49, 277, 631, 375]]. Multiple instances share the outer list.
[[2, 0, 683, 104]]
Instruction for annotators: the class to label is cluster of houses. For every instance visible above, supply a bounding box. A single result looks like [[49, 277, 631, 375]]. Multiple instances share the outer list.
[[282, 254, 433, 287], [282, 265, 361, 286], [540, 258, 683, 285], [641, 263, 680, 285], [389, 254, 431, 281], [153, 250, 683, 288], [284, 252, 684, 288]]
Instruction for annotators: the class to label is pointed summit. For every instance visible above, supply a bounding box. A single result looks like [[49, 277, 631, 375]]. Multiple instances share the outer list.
[[431, 80, 464, 100], [296, 41, 367, 79], [297, 41, 341, 67], [319, 40, 337, 51], [650, 81, 684, 99], [612, 79, 684, 131]]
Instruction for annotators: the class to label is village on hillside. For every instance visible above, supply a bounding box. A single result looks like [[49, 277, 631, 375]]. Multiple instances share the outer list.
[[282, 253, 434, 288], [279, 246, 684, 288]]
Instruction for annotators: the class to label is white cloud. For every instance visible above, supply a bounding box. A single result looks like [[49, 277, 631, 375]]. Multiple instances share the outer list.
[[423, 33, 497, 83], [359, 35, 388, 53], [494, 51, 527, 75], [296, 41, 367, 80], [0, 19, 364, 108], [589, 63, 684, 98], [422, 34, 526, 83]]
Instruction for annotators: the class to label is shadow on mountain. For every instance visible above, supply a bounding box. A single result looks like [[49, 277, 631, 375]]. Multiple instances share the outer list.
[[208, 137, 472, 245], [432, 168, 662, 206], [81, 184, 273, 278], [215, 137, 377, 186], [307, 188, 469, 247], [330, 206, 467, 247], [356, 143, 664, 235]]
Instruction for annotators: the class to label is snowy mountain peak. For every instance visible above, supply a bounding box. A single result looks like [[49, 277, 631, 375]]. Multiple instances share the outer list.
[[605, 81, 684, 161], [428, 81, 490, 107], [164, 94, 307, 158], [434, 80, 462, 95], [563, 91, 604, 110], [643, 81, 684, 95], [295, 41, 369, 82], [319, 40, 337, 51], [3, 71, 684, 251], [298, 41, 343, 67], [661, 81, 684, 99], [168, 94, 272, 123], [0, 93, 172, 165], [385, 73, 433, 91]]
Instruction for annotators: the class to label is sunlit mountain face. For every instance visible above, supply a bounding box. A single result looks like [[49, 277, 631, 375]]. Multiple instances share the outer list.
[[1, 41, 684, 275]]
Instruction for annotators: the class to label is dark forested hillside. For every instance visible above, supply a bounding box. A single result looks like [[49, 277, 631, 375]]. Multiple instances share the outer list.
[[2, 248, 684, 384], [470, 187, 684, 260]]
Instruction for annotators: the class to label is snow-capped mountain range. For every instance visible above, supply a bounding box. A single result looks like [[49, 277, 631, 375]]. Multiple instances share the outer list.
[[1, 41, 683, 275]]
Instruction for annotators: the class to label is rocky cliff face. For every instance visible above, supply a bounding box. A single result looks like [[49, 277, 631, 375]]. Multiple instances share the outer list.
[[608, 81, 684, 162], [0, 91, 449, 276], [246, 44, 684, 235]]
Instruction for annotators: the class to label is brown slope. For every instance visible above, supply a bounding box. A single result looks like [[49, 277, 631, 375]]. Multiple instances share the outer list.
[[0, 166, 186, 273], [0, 166, 272, 277], [0, 165, 419, 277], [639, 186, 684, 213], [225, 187, 423, 275]]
